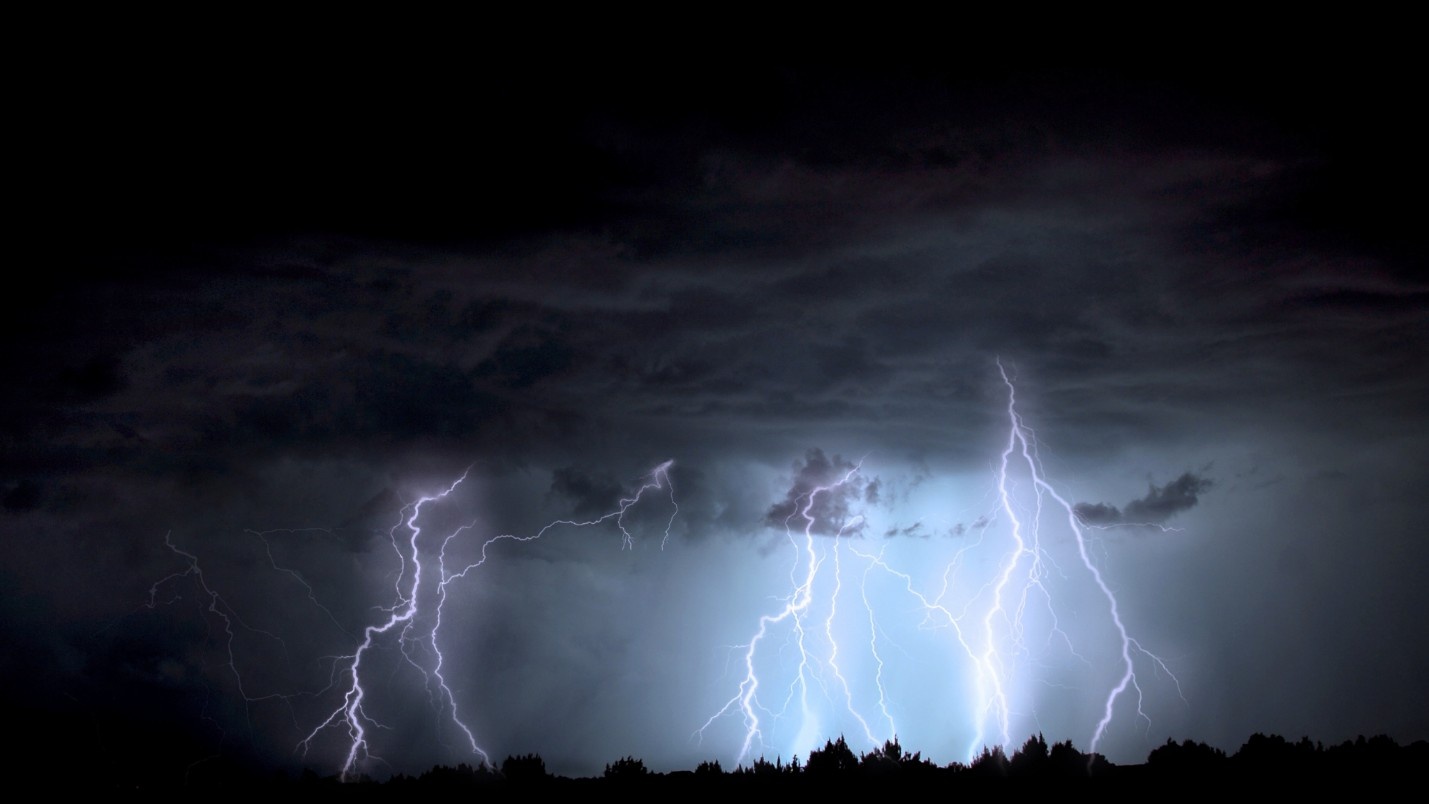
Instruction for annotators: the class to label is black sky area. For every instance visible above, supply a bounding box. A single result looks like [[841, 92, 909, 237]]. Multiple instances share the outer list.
[[4, 38, 1426, 783]]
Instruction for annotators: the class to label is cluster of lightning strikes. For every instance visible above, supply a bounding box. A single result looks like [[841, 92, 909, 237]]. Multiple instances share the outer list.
[[150, 461, 677, 780], [696, 362, 1181, 767], [148, 365, 1180, 777]]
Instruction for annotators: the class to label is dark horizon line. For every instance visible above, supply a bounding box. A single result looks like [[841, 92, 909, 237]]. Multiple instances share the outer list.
[[36, 729, 1427, 790]]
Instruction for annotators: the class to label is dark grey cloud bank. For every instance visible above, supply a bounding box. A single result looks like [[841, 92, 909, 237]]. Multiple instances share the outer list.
[[1074, 471, 1214, 527], [3, 55, 1427, 781]]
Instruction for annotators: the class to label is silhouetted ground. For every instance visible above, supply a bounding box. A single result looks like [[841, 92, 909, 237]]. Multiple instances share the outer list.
[[30, 728, 1427, 795]]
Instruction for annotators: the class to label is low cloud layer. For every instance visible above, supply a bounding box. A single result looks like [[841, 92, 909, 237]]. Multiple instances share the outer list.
[[1074, 472, 1214, 526], [764, 449, 872, 536], [3, 62, 1426, 780]]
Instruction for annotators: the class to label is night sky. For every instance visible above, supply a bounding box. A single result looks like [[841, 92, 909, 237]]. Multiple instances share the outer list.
[[5, 50, 1426, 781]]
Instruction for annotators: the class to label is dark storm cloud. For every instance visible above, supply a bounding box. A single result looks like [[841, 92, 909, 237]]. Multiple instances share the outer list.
[[549, 467, 625, 518], [2, 479, 42, 512], [1286, 288, 1429, 316], [474, 328, 578, 390], [337, 488, 404, 541], [764, 449, 870, 536], [458, 297, 547, 334], [5, 58, 1428, 780], [1074, 472, 1214, 526], [218, 352, 511, 454], [10, 69, 1427, 487], [1072, 502, 1124, 527], [55, 354, 127, 403], [1125, 472, 1214, 522]]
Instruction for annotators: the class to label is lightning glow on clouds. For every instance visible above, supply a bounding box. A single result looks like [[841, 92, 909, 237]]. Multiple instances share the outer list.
[[694, 363, 1185, 767], [151, 462, 679, 779], [146, 368, 1190, 777]]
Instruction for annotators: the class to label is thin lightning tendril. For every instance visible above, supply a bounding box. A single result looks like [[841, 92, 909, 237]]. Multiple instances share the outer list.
[[152, 462, 677, 780], [147, 363, 1182, 775], [695, 461, 881, 765], [993, 361, 1182, 755], [702, 362, 1181, 766]]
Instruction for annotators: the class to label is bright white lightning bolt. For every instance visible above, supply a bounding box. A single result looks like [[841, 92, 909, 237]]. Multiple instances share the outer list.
[[702, 363, 1182, 766], [151, 461, 677, 780], [696, 461, 888, 765], [296, 470, 473, 778], [824, 516, 879, 750], [991, 360, 1182, 756]]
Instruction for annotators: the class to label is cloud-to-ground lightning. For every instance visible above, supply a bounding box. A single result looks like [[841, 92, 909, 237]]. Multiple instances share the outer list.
[[296, 470, 475, 779], [149, 461, 678, 780], [989, 360, 1183, 756], [145, 363, 1181, 776], [695, 460, 886, 764], [701, 363, 1183, 766]]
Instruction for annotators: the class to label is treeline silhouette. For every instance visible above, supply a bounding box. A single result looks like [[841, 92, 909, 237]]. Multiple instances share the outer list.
[[166, 732, 1424, 794]]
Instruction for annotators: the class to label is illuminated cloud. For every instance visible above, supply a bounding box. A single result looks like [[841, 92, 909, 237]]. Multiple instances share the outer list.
[[763, 449, 872, 536], [3, 61, 1425, 783]]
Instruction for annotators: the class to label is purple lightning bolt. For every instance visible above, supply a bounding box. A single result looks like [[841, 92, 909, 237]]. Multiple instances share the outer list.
[[702, 362, 1183, 767], [297, 460, 678, 778], [696, 460, 886, 764], [150, 461, 677, 780], [992, 360, 1182, 755]]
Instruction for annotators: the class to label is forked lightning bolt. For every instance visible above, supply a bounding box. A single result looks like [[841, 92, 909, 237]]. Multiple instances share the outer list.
[[990, 360, 1182, 756], [146, 363, 1181, 774], [150, 461, 677, 779], [696, 461, 887, 764], [702, 362, 1182, 766]]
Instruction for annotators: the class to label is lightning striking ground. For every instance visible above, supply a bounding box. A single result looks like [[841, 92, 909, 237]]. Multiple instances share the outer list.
[[149, 462, 678, 780], [700, 363, 1182, 767], [296, 470, 473, 778], [991, 361, 1182, 755], [695, 461, 885, 765], [144, 363, 1181, 776]]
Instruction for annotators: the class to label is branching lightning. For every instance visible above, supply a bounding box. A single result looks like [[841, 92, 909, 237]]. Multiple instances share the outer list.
[[700, 362, 1183, 766], [149, 461, 678, 779], [147, 533, 295, 715], [694, 461, 887, 764], [144, 362, 1184, 777], [988, 360, 1183, 756]]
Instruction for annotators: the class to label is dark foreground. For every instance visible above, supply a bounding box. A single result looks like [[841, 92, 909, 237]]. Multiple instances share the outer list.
[[47, 732, 1429, 794]]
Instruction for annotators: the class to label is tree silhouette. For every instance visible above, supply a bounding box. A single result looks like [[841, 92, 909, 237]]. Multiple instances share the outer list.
[[969, 744, 1009, 777], [1147, 737, 1226, 777], [500, 753, 549, 783], [1047, 739, 1091, 776], [1009, 733, 1050, 777], [415, 761, 495, 788], [749, 757, 777, 776], [857, 736, 938, 778], [805, 736, 858, 777], [603, 755, 649, 780]]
